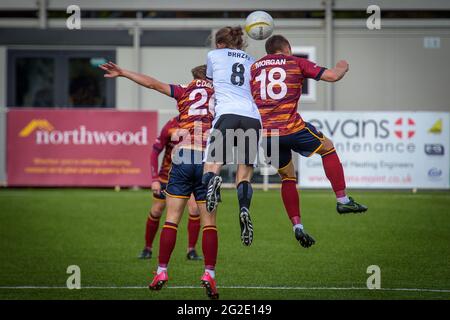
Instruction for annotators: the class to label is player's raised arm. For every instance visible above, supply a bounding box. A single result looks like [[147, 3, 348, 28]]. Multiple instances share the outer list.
[[320, 60, 349, 82], [99, 61, 171, 96]]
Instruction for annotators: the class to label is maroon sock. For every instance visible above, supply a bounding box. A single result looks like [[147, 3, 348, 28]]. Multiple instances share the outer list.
[[158, 222, 178, 268], [145, 213, 160, 250], [322, 151, 346, 198], [281, 179, 301, 225], [202, 226, 218, 270], [187, 214, 201, 251]]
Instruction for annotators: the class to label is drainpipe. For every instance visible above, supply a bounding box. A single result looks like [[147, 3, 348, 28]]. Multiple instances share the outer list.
[[325, 0, 334, 110]]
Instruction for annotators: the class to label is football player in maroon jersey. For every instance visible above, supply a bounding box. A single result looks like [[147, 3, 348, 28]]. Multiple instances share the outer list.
[[137, 116, 202, 261], [250, 35, 368, 248], [100, 62, 219, 299]]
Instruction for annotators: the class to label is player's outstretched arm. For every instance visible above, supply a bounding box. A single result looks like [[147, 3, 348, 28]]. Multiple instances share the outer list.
[[99, 61, 171, 96], [320, 60, 349, 82]]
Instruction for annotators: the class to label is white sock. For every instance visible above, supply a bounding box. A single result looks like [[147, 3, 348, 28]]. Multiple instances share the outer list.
[[337, 196, 350, 204], [206, 269, 215, 278], [157, 266, 167, 274], [293, 224, 304, 232]]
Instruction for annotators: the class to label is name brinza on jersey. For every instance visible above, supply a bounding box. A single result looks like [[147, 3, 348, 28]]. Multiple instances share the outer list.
[[227, 51, 252, 61]]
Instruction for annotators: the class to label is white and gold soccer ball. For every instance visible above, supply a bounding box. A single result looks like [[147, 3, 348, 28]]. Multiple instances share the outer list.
[[245, 11, 274, 40]]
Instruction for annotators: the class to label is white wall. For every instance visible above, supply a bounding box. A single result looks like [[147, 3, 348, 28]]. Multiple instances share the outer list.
[[223, 25, 450, 113], [116, 47, 139, 112], [334, 28, 450, 111]]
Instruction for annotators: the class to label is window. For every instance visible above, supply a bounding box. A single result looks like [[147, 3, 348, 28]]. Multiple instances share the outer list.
[[15, 57, 54, 107], [8, 50, 115, 108], [68, 57, 108, 107], [291, 46, 317, 103]]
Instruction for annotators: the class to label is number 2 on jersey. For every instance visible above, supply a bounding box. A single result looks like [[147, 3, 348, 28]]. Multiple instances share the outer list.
[[188, 88, 208, 115], [255, 67, 287, 100]]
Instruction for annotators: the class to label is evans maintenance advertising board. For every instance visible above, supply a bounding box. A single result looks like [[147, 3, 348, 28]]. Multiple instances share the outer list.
[[298, 112, 449, 189]]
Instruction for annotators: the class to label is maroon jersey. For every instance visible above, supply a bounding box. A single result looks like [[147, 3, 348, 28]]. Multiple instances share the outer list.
[[250, 54, 325, 136], [150, 117, 178, 183], [170, 79, 214, 150]]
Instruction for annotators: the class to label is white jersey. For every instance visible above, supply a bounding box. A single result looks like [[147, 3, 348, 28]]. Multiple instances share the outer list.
[[206, 48, 261, 120]]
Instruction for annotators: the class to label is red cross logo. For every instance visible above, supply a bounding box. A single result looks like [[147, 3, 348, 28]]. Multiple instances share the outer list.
[[394, 118, 415, 139]]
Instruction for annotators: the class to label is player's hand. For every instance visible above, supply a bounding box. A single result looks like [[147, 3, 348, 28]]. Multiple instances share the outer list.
[[336, 60, 349, 72], [151, 181, 162, 196], [99, 61, 123, 78]]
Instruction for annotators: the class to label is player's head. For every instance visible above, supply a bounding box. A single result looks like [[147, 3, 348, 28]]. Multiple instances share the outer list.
[[191, 64, 207, 80], [265, 35, 292, 55], [215, 26, 246, 50]]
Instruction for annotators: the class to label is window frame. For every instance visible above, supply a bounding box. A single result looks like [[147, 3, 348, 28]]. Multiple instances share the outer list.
[[7, 49, 116, 108], [291, 46, 317, 103]]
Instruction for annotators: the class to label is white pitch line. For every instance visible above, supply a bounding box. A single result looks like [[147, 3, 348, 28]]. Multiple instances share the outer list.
[[0, 286, 449, 293]]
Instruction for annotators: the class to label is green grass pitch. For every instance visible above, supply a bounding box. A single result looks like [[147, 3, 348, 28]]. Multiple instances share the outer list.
[[0, 188, 449, 300]]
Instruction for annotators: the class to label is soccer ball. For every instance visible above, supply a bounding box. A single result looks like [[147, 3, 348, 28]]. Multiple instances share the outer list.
[[245, 11, 274, 40]]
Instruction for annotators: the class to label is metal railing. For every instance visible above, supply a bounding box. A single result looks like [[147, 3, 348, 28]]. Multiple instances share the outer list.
[[1, 0, 450, 11]]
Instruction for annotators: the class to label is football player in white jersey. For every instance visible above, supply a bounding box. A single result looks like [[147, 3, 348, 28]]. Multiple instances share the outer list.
[[202, 26, 262, 247]]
